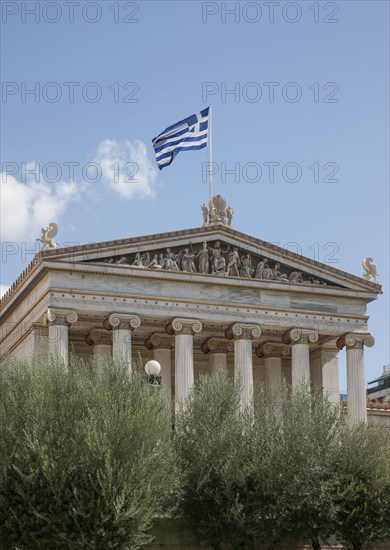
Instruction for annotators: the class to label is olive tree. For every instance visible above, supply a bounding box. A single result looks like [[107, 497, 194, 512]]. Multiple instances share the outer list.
[[0, 356, 175, 550], [332, 422, 390, 550], [175, 368, 252, 550]]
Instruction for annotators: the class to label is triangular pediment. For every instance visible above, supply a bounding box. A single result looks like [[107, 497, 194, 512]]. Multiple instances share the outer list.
[[39, 225, 382, 294]]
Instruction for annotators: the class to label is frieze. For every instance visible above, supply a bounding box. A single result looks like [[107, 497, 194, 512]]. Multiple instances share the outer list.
[[90, 239, 337, 287], [44, 291, 367, 335]]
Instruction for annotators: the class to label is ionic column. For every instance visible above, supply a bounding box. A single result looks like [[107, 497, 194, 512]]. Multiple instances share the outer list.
[[262, 342, 290, 386], [167, 318, 202, 410], [283, 328, 318, 393], [201, 338, 233, 373], [104, 313, 141, 371], [43, 308, 78, 363], [145, 333, 174, 398], [337, 333, 375, 423], [227, 323, 261, 408], [31, 323, 49, 358], [311, 343, 340, 405], [85, 328, 112, 358]]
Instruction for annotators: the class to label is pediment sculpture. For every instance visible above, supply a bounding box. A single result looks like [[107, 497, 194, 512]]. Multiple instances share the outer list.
[[201, 194, 234, 226], [97, 239, 334, 287]]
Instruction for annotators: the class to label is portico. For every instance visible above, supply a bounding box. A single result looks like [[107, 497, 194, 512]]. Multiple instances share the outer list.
[[0, 199, 382, 423]]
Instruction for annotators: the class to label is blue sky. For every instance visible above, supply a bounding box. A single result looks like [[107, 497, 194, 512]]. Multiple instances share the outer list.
[[1, 0, 389, 388]]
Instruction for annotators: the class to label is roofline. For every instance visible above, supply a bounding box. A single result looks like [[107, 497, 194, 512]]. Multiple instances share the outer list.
[[1, 224, 382, 311]]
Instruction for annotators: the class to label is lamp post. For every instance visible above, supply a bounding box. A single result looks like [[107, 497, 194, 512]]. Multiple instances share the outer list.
[[144, 360, 162, 385]]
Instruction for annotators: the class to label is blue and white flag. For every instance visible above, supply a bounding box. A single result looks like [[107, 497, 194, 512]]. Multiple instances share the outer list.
[[152, 106, 209, 170]]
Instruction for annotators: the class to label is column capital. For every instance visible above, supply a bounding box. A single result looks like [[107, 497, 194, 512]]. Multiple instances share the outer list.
[[225, 323, 261, 341], [261, 342, 291, 359], [85, 328, 112, 347], [337, 333, 375, 350], [145, 333, 174, 350], [166, 318, 203, 336], [44, 308, 78, 327], [104, 313, 141, 331], [201, 337, 233, 354], [282, 328, 318, 345]]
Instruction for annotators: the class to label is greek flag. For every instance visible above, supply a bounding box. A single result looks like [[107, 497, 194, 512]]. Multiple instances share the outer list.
[[152, 107, 209, 170]]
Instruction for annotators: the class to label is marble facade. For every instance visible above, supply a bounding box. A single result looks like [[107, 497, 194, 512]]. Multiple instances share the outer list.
[[0, 219, 382, 422]]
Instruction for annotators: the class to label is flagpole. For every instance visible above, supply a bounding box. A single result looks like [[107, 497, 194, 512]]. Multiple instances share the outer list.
[[209, 104, 213, 201]]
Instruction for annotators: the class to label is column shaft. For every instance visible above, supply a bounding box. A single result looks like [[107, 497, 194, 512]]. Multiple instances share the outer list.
[[107, 313, 141, 373], [48, 324, 69, 363], [154, 347, 172, 397], [210, 352, 227, 373], [338, 333, 374, 424], [175, 333, 194, 407], [44, 308, 78, 365], [234, 338, 253, 407], [113, 328, 132, 365], [169, 318, 202, 412], [265, 356, 282, 386], [347, 347, 366, 422], [94, 344, 112, 358], [322, 350, 339, 405], [291, 343, 310, 392]]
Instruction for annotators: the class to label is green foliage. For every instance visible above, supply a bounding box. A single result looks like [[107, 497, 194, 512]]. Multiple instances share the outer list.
[[237, 383, 342, 548], [175, 372, 390, 550], [272, 384, 342, 546], [175, 368, 251, 549], [2, 359, 389, 550], [332, 423, 390, 550], [0, 356, 175, 550]]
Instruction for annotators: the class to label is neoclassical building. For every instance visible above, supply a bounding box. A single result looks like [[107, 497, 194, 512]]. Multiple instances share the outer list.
[[0, 196, 382, 422]]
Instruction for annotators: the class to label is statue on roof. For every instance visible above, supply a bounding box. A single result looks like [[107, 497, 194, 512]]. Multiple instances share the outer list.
[[226, 206, 234, 226], [362, 257, 379, 282], [36, 223, 59, 249], [201, 203, 208, 226], [201, 195, 233, 226]]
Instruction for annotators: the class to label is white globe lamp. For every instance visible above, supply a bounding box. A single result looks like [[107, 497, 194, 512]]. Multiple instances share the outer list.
[[144, 360, 161, 377]]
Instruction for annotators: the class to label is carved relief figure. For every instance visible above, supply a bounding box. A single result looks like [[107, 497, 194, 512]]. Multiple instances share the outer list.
[[240, 253, 254, 278], [211, 242, 227, 275], [197, 241, 210, 274], [289, 271, 304, 283], [255, 258, 266, 279], [182, 248, 197, 272], [148, 254, 162, 269], [158, 253, 166, 269], [226, 248, 240, 277], [164, 248, 180, 271], [117, 256, 129, 265], [132, 252, 151, 267], [272, 263, 288, 282], [262, 262, 274, 280]]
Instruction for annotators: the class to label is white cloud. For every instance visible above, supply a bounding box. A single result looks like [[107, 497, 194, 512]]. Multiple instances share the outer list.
[[0, 284, 11, 298], [0, 173, 78, 242], [93, 139, 157, 199], [0, 139, 157, 243]]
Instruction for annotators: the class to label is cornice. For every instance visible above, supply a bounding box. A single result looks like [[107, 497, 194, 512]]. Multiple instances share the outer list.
[[1, 225, 381, 320]]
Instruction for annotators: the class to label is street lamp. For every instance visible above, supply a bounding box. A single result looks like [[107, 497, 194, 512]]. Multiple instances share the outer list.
[[144, 360, 161, 385]]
